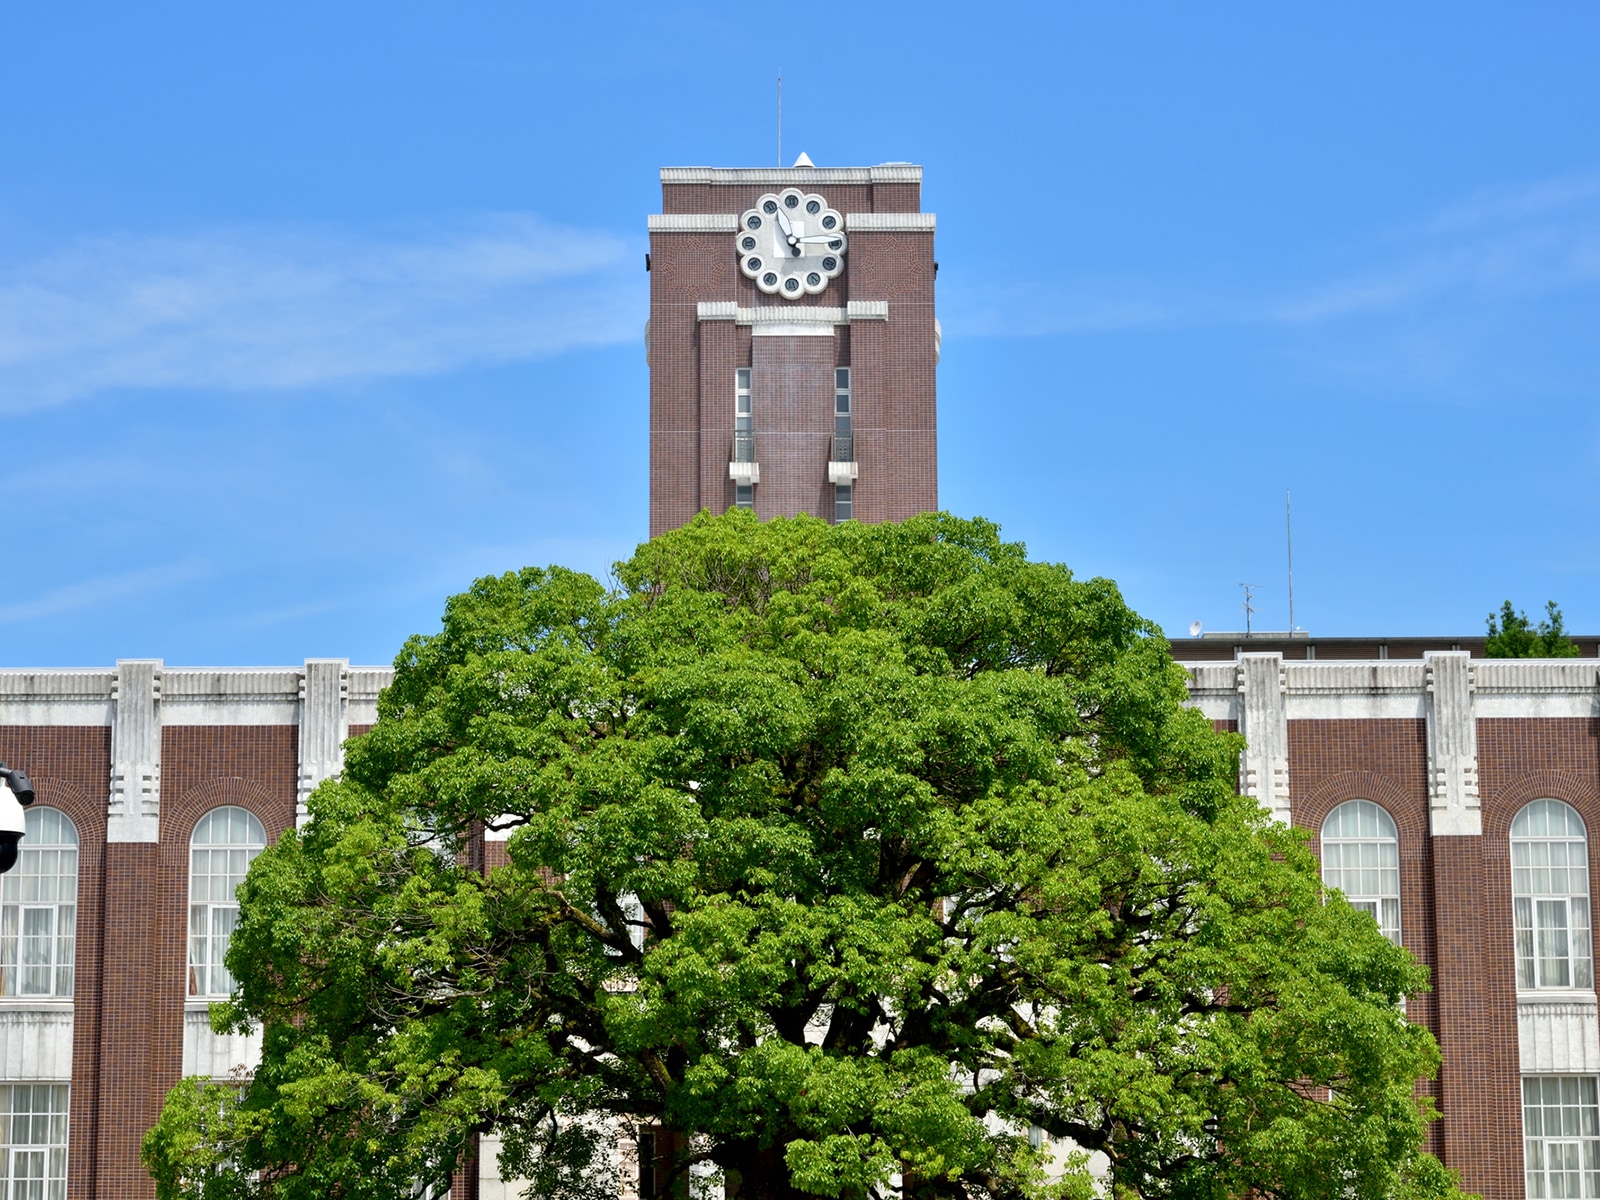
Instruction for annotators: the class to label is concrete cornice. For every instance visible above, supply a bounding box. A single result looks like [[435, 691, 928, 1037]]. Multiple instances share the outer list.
[[653, 213, 932, 236], [696, 301, 891, 326], [661, 164, 921, 185], [647, 213, 740, 233], [845, 212, 936, 232]]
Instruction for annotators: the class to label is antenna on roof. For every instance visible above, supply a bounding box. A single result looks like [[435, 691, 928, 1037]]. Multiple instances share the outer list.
[[1286, 489, 1296, 632], [1240, 582, 1262, 636], [777, 73, 782, 167]]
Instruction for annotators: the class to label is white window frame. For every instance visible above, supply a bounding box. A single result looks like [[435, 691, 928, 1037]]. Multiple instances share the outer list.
[[188, 806, 267, 998], [1513, 799, 1593, 992], [0, 1082, 70, 1200], [0, 808, 79, 999], [1320, 799, 1401, 946], [1524, 1075, 1600, 1199]]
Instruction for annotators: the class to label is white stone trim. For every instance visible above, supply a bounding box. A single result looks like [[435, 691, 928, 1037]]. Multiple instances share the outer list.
[[661, 164, 921, 185], [1476, 660, 1600, 693], [647, 213, 739, 233], [828, 461, 859, 485], [1518, 994, 1600, 1073], [1284, 693, 1428, 721], [752, 322, 835, 338], [161, 668, 302, 726], [108, 659, 162, 843], [1284, 662, 1429, 693], [347, 667, 392, 728], [1425, 652, 1480, 836], [1237, 655, 1291, 825], [1477, 694, 1600, 719], [1183, 663, 1241, 724], [846, 300, 888, 320], [845, 212, 936, 232], [182, 1003, 262, 1078], [696, 302, 896, 329], [0, 670, 115, 726], [298, 660, 349, 827], [728, 462, 760, 485], [0, 1007, 74, 1080]]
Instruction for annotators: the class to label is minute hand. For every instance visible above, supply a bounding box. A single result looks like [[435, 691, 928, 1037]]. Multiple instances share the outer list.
[[795, 233, 846, 244]]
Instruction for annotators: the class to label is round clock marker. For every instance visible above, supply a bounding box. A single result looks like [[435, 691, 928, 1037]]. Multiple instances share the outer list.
[[737, 189, 848, 299]]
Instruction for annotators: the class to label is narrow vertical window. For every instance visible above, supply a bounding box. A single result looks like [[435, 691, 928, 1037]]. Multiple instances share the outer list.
[[0, 808, 79, 998], [733, 368, 754, 510], [1320, 800, 1401, 945], [188, 807, 268, 997], [833, 367, 853, 522], [1524, 1075, 1600, 1198], [1513, 799, 1593, 990], [638, 1126, 658, 1198], [0, 1083, 70, 1200]]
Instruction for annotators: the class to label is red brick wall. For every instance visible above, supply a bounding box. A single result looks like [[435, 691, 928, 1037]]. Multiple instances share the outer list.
[[89, 727, 300, 1198], [1289, 720, 1444, 1155], [649, 232, 735, 536], [1284, 717, 1600, 1195], [750, 335, 836, 520], [0, 728, 110, 1197]]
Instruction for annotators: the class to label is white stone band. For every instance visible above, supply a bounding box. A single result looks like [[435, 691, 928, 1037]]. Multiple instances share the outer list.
[[647, 214, 740, 233], [845, 213, 936, 232], [661, 164, 921, 185]]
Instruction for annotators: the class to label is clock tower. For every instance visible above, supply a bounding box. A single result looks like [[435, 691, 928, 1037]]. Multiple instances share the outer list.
[[646, 160, 938, 535]]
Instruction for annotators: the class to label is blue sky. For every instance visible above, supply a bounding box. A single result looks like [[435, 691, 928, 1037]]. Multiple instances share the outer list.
[[2, 3, 1597, 665]]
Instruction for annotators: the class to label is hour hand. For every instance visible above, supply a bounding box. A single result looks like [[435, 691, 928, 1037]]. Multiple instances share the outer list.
[[774, 209, 794, 239]]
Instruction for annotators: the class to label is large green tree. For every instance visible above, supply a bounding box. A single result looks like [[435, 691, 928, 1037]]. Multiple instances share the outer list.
[[146, 512, 1460, 1200]]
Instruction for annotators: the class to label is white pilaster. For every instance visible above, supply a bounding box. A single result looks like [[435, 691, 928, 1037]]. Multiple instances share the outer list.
[[1238, 653, 1291, 824], [1424, 651, 1481, 836], [107, 659, 162, 843], [297, 659, 349, 827]]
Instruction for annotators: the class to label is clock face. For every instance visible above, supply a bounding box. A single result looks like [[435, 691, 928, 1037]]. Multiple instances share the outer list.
[[737, 189, 847, 299]]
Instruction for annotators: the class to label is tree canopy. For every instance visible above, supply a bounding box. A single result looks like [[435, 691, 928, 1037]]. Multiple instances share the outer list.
[[1484, 599, 1580, 658], [146, 511, 1461, 1200]]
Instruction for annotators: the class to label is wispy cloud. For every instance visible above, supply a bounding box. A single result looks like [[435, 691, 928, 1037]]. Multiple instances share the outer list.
[[0, 214, 642, 409], [0, 559, 209, 623], [946, 170, 1600, 338]]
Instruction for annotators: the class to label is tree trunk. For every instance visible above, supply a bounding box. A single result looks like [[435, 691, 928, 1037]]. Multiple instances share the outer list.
[[717, 1142, 819, 1200]]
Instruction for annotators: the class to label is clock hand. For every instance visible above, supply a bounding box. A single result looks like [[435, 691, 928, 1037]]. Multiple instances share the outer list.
[[794, 233, 846, 244], [774, 208, 795, 241]]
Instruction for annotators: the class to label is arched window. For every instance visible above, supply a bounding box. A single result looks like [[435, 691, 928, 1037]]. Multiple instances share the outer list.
[[1321, 800, 1401, 945], [0, 808, 79, 998], [1512, 799, 1592, 991], [188, 806, 267, 998]]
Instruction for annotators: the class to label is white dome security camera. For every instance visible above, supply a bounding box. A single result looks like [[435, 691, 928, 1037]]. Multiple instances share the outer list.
[[0, 762, 35, 875]]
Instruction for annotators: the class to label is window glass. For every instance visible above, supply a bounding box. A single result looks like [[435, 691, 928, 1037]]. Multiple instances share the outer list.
[[1514, 800, 1593, 990], [1320, 800, 1401, 945], [1525, 1075, 1600, 1198], [0, 809, 79, 998], [188, 807, 267, 998], [0, 1083, 69, 1200], [834, 483, 852, 524]]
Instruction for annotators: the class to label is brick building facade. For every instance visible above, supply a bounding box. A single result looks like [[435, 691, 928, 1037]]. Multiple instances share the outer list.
[[1176, 642, 1600, 1199], [0, 161, 1591, 1199]]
